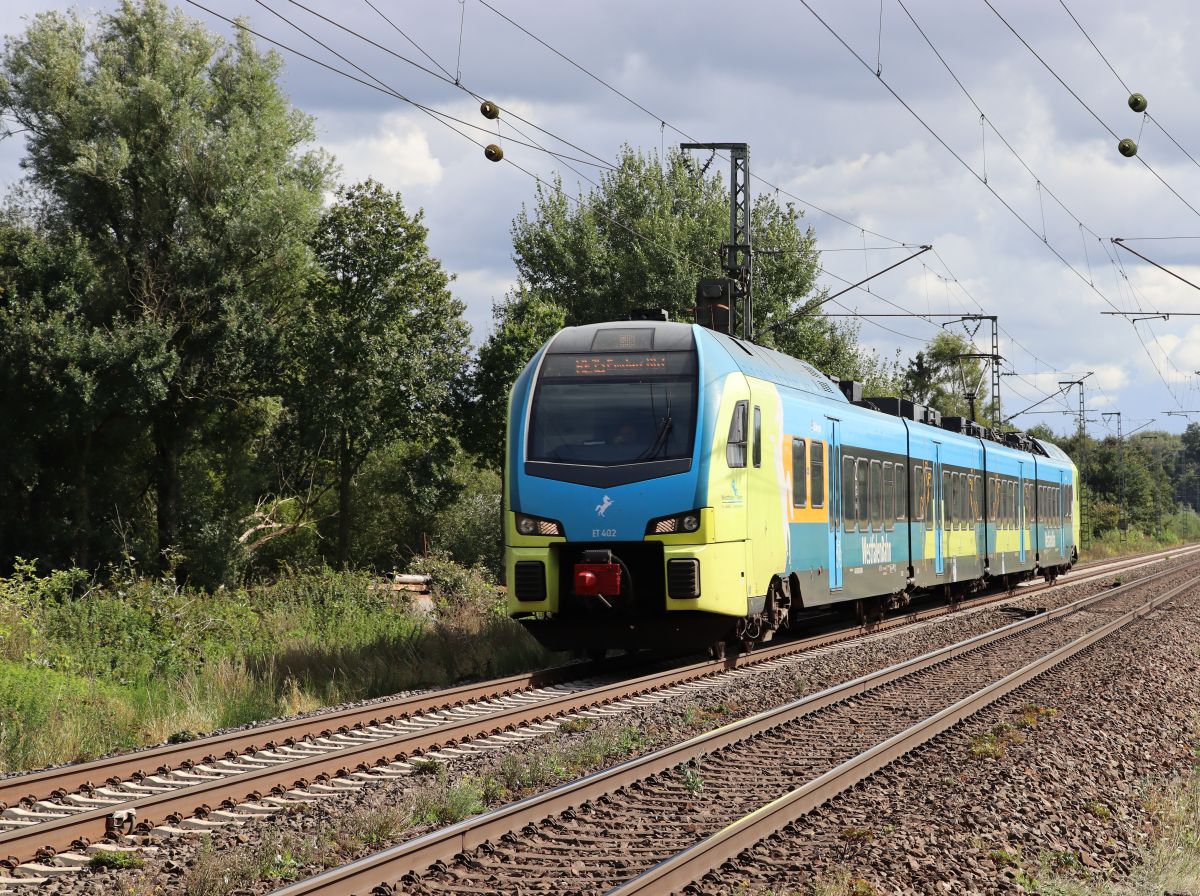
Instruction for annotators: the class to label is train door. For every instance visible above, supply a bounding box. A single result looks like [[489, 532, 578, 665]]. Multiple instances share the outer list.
[[933, 442, 945, 576], [827, 418, 843, 591], [1018, 463, 1026, 564], [1058, 470, 1067, 560]]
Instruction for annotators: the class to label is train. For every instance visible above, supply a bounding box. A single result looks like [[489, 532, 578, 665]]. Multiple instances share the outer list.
[[503, 317, 1079, 656]]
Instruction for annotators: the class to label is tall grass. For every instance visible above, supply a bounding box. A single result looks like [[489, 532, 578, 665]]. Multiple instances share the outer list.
[[1083, 510, 1200, 562], [0, 557, 553, 772]]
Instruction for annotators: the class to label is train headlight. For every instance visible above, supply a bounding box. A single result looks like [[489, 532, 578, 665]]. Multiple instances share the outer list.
[[646, 510, 705, 536], [515, 513, 564, 537]]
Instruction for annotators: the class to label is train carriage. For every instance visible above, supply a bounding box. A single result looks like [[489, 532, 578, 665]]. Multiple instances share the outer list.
[[505, 319, 1079, 654]]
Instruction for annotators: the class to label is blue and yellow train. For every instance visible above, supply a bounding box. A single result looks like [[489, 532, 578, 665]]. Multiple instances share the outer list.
[[504, 319, 1079, 654]]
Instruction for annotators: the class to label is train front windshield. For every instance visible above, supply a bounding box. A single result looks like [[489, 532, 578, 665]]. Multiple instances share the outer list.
[[528, 351, 698, 466]]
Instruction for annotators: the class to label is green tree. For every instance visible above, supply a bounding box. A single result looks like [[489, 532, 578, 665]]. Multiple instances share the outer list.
[[466, 288, 566, 465], [0, 0, 330, 571], [0, 217, 171, 569], [288, 180, 470, 567], [471, 146, 891, 463], [902, 331, 995, 422]]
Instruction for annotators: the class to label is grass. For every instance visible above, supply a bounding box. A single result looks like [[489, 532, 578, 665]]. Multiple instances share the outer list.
[[88, 849, 145, 870], [1027, 755, 1200, 895], [491, 723, 647, 796], [1081, 515, 1200, 563], [969, 721, 1027, 759], [810, 869, 880, 896], [0, 558, 556, 772]]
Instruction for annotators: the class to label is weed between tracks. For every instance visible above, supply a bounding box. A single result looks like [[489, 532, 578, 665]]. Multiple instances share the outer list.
[[160, 719, 652, 896], [0, 560, 554, 771]]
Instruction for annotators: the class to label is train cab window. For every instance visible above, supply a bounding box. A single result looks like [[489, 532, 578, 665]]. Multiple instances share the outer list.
[[896, 463, 907, 521], [726, 401, 748, 468], [811, 442, 825, 508], [856, 459, 870, 528], [870, 460, 883, 530], [843, 456, 857, 532], [791, 439, 807, 508], [752, 406, 762, 468], [883, 462, 895, 530]]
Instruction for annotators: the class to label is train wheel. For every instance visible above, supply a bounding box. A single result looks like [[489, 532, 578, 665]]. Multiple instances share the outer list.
[[708, 641, 727, 660]]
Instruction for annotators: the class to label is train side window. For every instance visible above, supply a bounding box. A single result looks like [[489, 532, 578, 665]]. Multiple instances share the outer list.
[[961, 474, 970, 529], [792, 439, 807, 508], [942, 470, 951, 527], [843, 456, 857, 532], [856, 459, 870, 528], [957, 473, 964, 529], [883, 462, 895, 530], [951, 473, 960, 530], [726, 401, 748, 468], [912, 465, 924, 522], [752, 406, 762, 468], [870, 460, 883, 530], [961, 474, 969, 529], [896, 463, 907, 521], [811, 442, 825, 508], [975, 475, 984, 522]]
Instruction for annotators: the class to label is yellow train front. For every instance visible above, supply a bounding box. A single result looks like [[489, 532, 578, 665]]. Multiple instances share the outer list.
[[505, 319, 1079, 654]]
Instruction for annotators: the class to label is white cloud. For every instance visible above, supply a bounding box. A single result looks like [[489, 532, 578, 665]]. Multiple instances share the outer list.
[[321, 114, 443, 192]]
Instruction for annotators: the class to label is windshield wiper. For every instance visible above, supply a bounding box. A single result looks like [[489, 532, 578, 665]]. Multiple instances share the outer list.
[[636, 389, 674, 461]]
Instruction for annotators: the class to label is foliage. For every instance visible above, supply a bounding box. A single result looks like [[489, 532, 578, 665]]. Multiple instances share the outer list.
[[0, 561, 551, 771], [902, 330, 996, 421], [466, 145, 898, 467], [0, 0, 332, 575], [285, 180, 470, 566]]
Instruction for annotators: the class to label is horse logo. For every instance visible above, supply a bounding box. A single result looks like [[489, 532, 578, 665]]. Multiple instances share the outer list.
[[595, 495, 613, 517]]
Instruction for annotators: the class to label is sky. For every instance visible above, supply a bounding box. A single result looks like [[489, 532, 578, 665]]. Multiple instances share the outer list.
[[3, 0, 1200, 439]]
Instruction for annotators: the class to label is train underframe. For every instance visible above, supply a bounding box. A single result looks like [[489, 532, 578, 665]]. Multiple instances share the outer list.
[[517, 546, 1078, 658]]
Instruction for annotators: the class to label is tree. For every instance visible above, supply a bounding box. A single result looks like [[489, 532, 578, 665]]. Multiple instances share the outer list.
[[902, 331, 996, 422], [0, 0, 331, 570], [466, 289, 566, 466], [0, 216, 171, 569], [287, 180, 470, 567], [470, 146, 891, 463]]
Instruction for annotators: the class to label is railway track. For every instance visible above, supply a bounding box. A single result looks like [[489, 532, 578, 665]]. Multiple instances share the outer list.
[[266, 557, 1200, 896], [0, 545, 1191, 882]]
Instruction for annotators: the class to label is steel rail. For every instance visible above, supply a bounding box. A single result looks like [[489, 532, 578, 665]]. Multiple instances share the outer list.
[[262, 558, 1200, 896], [0, 658, 625, 812], [0, 544, 1187, 870], [611, 574, 1197, 895]]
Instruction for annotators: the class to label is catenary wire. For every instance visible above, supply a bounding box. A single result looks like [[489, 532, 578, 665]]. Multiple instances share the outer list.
[[798, 0, 1180, 413], [1057, 0, 1200, 172], [474, 0, 917, 248], [184, 1, 682, 263], [983, 0, 1200, 221]]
